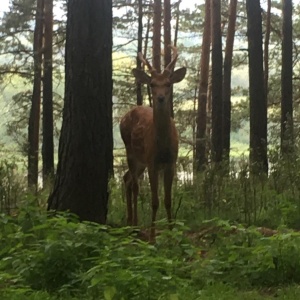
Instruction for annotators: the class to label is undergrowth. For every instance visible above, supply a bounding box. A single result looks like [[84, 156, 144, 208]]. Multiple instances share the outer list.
[[109, 152, 300, 231], [2, 147, 300, 298], [1, 203, 300, 299]]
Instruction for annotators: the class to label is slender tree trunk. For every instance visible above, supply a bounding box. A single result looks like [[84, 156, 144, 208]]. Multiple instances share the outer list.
[[264, 0, 271, 97], [173, 0, 181, 47], [48, 0, 113, 224], [193, 69, 200, 164], [153, 0, 161, 72], [206, 77, 212, 151], [196, 0, 211, 171], [222, 0, 237, 163], [164, 0, 171, 67], [136, 0, 143, 106], [246, 0, 268, 174], [281, 0, 293, 155], [28, 0, 44, 188], [164, 0, 174, 117], [144, 1, 152, 107], [42, 0, 54, 184], [211, 0, 223, 164]]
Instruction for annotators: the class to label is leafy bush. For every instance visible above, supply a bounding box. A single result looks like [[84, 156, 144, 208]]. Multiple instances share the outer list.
[[0, 205, 198, 299], [192, 219, 300, 289], [2, 203, 300, 299]]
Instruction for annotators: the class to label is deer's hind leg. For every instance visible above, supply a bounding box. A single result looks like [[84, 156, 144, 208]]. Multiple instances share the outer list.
[[123, 170, 133, 226], [131, 165, 145, 226], [125, 157, 145, 226]]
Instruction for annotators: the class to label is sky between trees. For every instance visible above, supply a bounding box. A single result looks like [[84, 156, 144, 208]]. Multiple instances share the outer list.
[[1, 0, 300, 14], [0, 0, 201, 13]]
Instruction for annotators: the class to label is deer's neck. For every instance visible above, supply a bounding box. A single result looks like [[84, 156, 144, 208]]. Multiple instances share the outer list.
[[153, 105, 174, 164]]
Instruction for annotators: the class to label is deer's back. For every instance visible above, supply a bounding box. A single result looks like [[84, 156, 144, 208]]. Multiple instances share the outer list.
[[120, 106, 178, 166], [120, 106, 154, 165]]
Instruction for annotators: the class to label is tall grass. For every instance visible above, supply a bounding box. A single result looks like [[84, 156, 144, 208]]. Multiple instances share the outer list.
[[109, 148, 300, 231]]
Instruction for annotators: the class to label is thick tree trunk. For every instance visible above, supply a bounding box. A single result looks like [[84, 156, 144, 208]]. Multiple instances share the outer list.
[[281, 0, 293, 155], [196, 0, 211, 171], [28, 0, 44, 188], [222, 0, 237, 163], [246, 0, 268, 174], [48, 0, 113, 224], [42, 0, 54, 184], [211, 0, 223, 164]]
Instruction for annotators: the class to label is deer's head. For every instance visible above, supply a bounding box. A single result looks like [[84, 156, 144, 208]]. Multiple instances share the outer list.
[[132, 46, 186, 107]]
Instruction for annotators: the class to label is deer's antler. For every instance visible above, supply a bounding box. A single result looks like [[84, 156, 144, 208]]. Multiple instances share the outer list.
[[163, 45, 179, 74], [138, 52, 156, 73]]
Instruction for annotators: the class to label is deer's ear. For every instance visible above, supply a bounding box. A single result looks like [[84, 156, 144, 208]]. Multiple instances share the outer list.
[[132, 68, 151, 84], [170, 67, 186, 83]]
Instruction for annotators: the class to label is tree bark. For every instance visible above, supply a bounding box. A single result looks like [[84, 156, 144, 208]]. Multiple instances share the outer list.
[[153, 0, 162, 72], [196, 0, 211, 171], [173, 0, 181, 47], [136, 0, 143, 106], [264, 0, 271, 97], [42, 0, 54, 184], [281, 0, 293, 155], [246, 0, 268, 174], [144, 1, 152, 107], [222, 0, 237, 163], [164, 0, 174, 117], [28, 0, 44, 188], [211, 0, 223, 164], [48, 0, 113, 224]]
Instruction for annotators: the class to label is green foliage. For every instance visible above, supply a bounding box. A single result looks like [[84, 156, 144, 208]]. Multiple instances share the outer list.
[[0, 158, 25, 214], [3, 204, 300, 299], [0, 204, 198, 299], [192, 219, 300, 288], [2, 153, 300, 298]]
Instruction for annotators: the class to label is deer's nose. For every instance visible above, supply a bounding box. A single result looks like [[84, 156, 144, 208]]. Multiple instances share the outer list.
[[157, 95, 165, 103]]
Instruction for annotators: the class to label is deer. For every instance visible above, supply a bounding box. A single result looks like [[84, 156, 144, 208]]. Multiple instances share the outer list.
[[120, 46, 186, 241]]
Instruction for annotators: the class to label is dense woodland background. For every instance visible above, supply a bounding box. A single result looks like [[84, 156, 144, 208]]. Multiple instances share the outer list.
[[3, 0, 300, 299]]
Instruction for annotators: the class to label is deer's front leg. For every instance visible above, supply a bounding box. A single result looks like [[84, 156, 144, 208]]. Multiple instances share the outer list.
[[164, 164, 174, 227], [148, 165, 159, 242]]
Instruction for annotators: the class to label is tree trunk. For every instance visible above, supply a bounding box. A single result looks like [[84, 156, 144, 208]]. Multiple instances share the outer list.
[[153, 0, 161, 72], [136, 0, 143, 106], [196, 0, 211, 172], [164, 0, 174, 117], [173, 0, 181, 47], [28, 0, 44, 188], [206, 78, 212, 150], [222, 0, 237, 163], [246, 0, 268, 174], [48, 0, 113, 224], [281, 0, 293, 155], [42, 0, 54, 184], [264, 0, 271, 97], [210, 0, 223, 164], [144, 2, 152, 107]]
